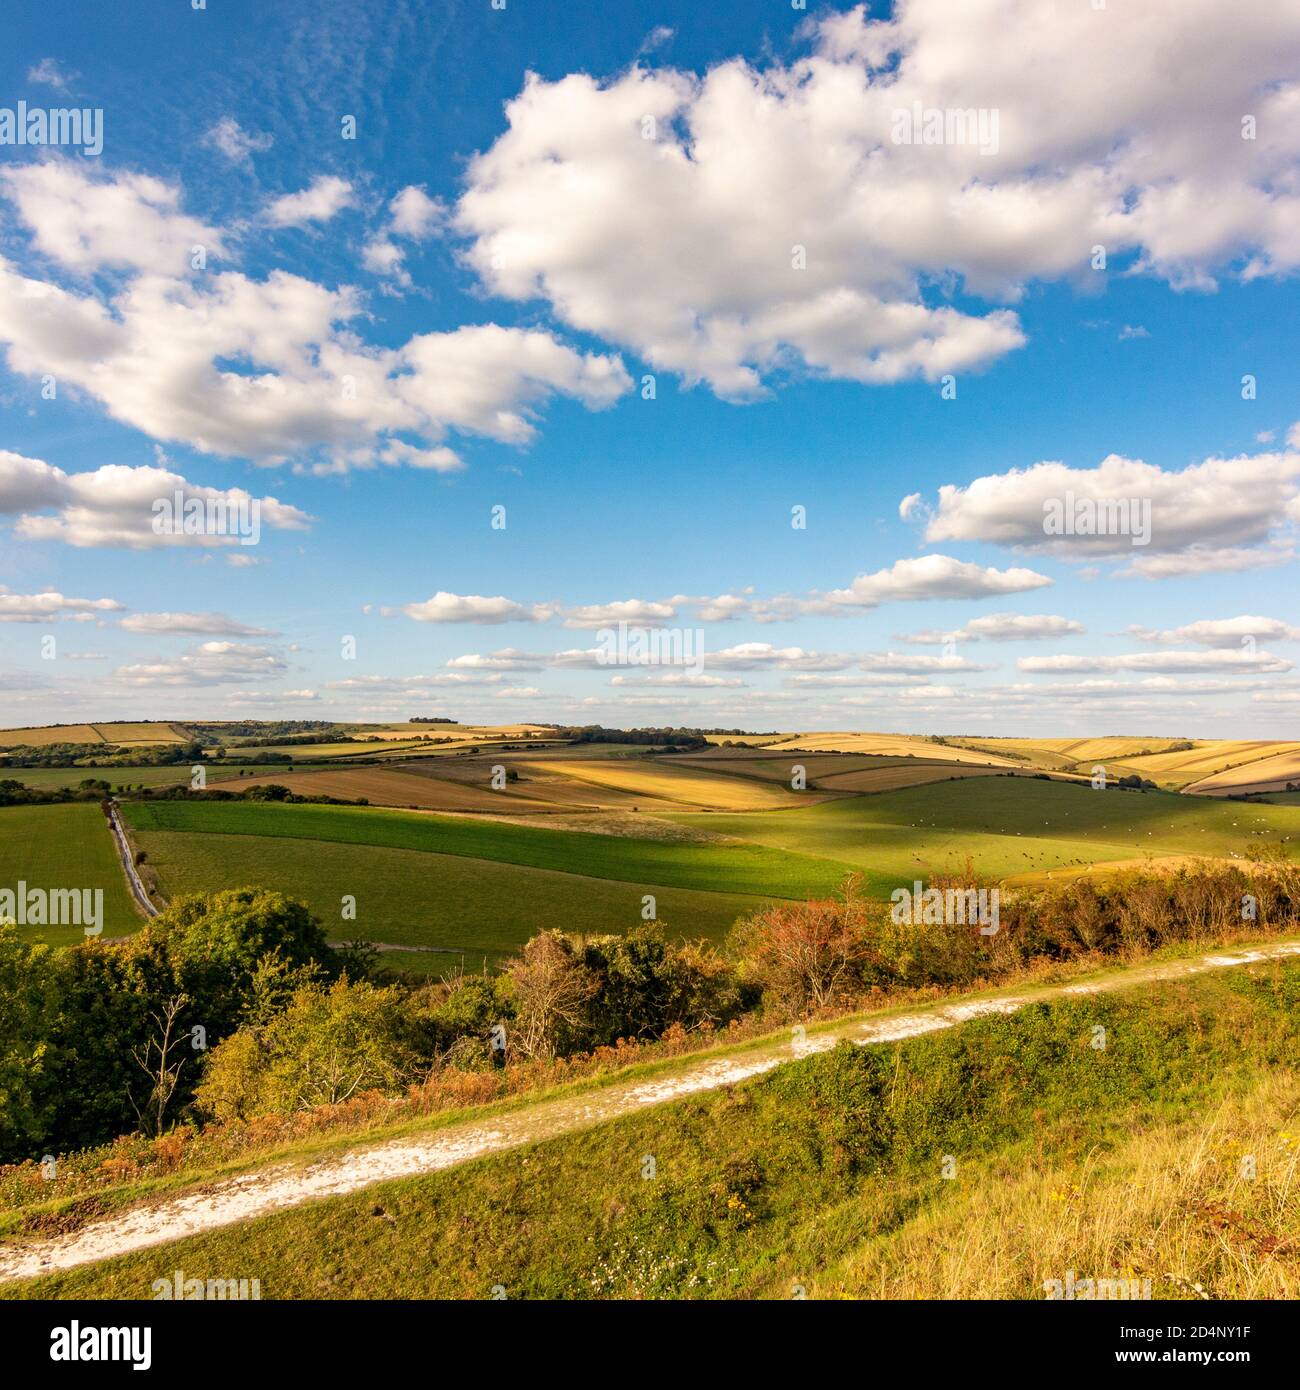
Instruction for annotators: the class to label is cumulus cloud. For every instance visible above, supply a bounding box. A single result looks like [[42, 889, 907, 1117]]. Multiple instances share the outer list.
[[918, 447, 1300, 566], [0, 162, 223, 274], [816, 555, 1052, 612], [561, 599, 676, 629], [0, 244, 630, 469], [325, 673, 508, 692], [402, 592, 556, 624], [609, 671, 744, 688], [899, 612, 1086, 643], [0, 451, 311, 549], [364, 185, 446, 287], [264, 175, 354, 228], [707, 643, 857, 671], [456, 0, 1300, 397], [0, 587, 123, 622], [1128, 616, 1300, 647], [112, 641, 287, 686], [445, 649, 547, 671]]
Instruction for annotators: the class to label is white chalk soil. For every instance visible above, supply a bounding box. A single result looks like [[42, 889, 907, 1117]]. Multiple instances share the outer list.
[[3, 937, 1298, 1286]]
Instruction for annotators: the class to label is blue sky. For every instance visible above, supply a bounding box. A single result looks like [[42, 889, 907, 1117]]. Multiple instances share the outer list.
[[2, 0, 1299, 734]]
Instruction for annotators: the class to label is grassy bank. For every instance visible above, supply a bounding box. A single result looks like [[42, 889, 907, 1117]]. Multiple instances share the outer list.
[[10, 954, 1299, 1300]]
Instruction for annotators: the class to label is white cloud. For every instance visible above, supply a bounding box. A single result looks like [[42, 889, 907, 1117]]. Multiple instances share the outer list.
[[1017, 649, 1292, 675], [264, 175, 354, 228], [112, 641, 286, 686], [0, 247, 630, 468], [899, 612, 1085, 643], [456, 0, 1300, 398], [120, 612, 276, 637], [0, 587, 123, 623], [609, 672, 744, 688], [858, 651, 993, 674], [0, 451, 311, 549], [561, 599, 676, 629], [27, 58, 75, 89], [389, 186, 444, 239], [402, 592, 556, 625], [708, 643, 857, 671], [920, 447, 1300, 564], [363, 186, 446, 288], [326, 673, 507, 692], [1117, 544, 1297, 580], [204, 117, 273, 164], [0, 161, 223, 274], [818, 555, 1052, 611], [446, 649, 546, 671], [1128, 616, 1300, 647]]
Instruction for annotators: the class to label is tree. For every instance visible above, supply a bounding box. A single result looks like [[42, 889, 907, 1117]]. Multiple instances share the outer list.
[[130, 993, 190, 1136], [501, 931, 597, 1059], [197, 978, 419, 1120], [728, 877, 874, 1015]]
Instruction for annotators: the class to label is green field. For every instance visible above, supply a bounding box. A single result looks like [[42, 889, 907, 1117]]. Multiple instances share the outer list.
[[129, 829, 768, 957], [0, 804, 142, 944], [122, 801, 854, 899]]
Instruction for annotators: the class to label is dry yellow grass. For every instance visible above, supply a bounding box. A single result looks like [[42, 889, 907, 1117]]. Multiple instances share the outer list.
[[0, 721, 188, 747], [215, 766, 557, 812], [819, 1070, 1300, 1300], [1184, 748, 1300, 795], [516, 758, 830, 810], [684, 753, 896, 782], [772, 732, 1020, 766]]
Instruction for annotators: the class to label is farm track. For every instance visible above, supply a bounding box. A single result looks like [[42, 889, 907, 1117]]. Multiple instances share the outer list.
[[3, 935, 1299, 1286], [106, 801, 157, 919]]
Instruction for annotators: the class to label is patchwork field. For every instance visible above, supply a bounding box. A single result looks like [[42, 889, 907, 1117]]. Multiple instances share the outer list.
[[944, 737, 1300, 791], [1182, 747, 1300, 795], [0, 803, 142, 944]]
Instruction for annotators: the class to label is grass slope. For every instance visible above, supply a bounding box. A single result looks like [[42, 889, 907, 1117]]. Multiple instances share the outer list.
[[15, 958, 1298, 1299], [121, 801, 855, 899], [129, 830, 768, 956]]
